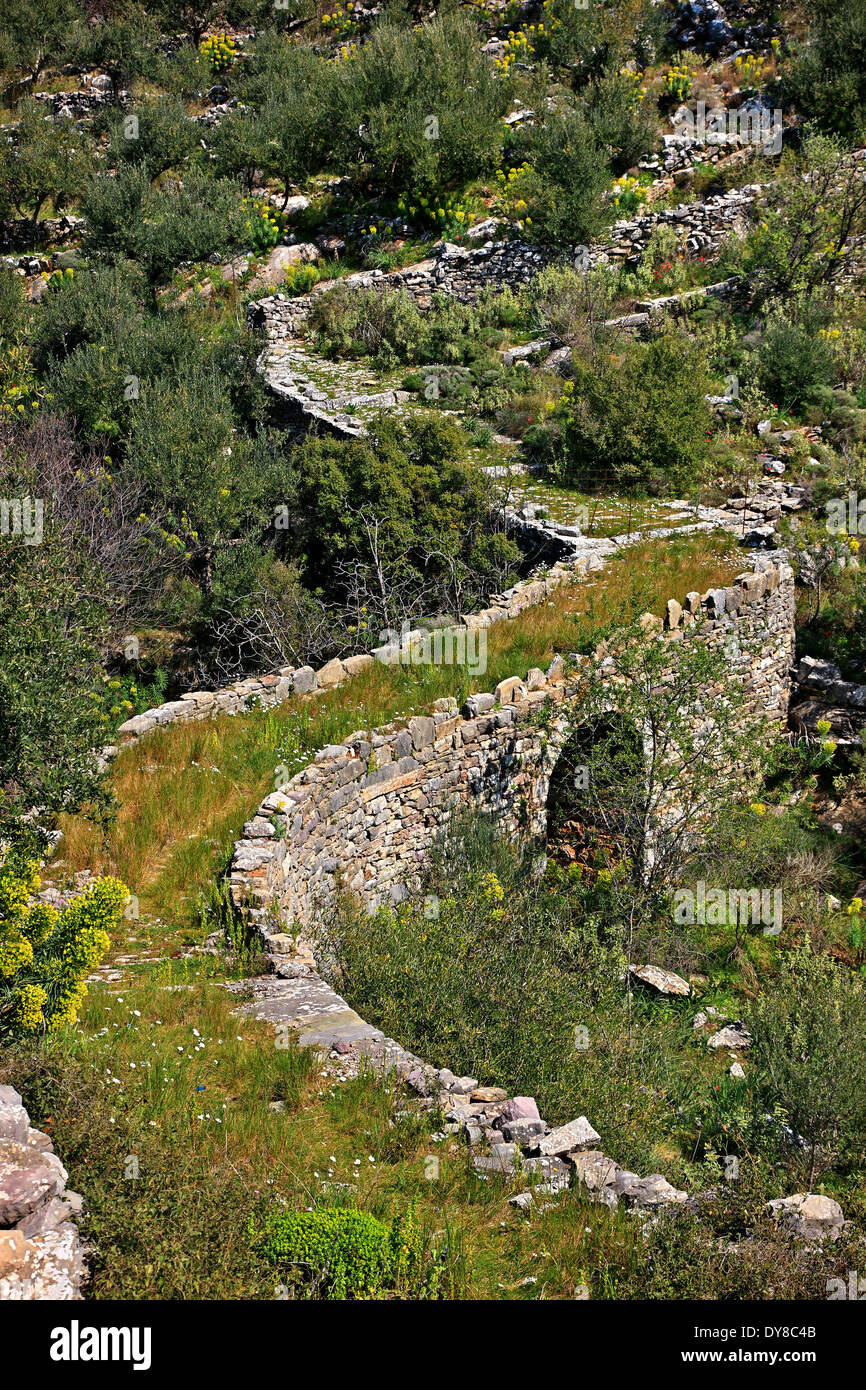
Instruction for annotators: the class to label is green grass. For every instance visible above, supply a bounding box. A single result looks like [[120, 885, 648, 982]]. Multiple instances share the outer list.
[[54, 533, 743, 942]]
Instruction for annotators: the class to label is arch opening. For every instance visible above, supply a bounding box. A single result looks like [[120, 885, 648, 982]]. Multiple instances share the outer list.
[[545, 714, 645, 876]]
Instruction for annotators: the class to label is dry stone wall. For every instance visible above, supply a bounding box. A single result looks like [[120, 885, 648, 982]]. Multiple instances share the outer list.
[[0, 1085, 86, 1299], [107, 487, 797, 765], [229, 555, 796, 947], [248, 183, 761, 344]]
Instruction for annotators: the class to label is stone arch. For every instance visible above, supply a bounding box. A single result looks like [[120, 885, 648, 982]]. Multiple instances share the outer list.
[[542, 713, 645, 873]]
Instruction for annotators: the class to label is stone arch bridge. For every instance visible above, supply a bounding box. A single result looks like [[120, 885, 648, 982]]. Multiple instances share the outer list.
[[229, 556, 795, 947]]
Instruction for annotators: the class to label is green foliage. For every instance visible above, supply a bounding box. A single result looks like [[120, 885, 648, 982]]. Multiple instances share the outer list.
[[330, 13, 508, 199], [786, 0, 866, 146], [522, 107, 610, 245], [286, 413, 520, 621], [251, 1204, 445, 1299], [0, 0, 79, 83], [585, 65, 657, 171], [322, 814, 646, 1142], [751, 298, 837, 412], [0, 460, 113, 844], [64, 3, 163, 91], [0, 99, 93, 227], [741, 132, 866, 304], [0, 859, 127, 1042], [105, 94, 200, 181], [559, 332, 713, 491], [82, 166, 244, 290], [242, 198, 286, 255], [749, 937, 866, 1174]]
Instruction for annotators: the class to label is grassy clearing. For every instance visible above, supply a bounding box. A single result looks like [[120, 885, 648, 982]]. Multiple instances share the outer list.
[[55, 533, 743, 944], [0, 961, 635, 1301], [3, 943, 859, 1301]]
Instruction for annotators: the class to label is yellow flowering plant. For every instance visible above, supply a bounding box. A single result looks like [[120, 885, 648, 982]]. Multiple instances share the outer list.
[[0, 859, 128, 1042], [241, 198, 287, 255], [200, 33, 239, 73]]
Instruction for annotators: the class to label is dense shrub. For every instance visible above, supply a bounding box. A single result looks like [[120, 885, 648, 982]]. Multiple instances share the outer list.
[[752, 299, 837, 411], [523, 108, 610, 245], [0, 99, 92, 227], [0, 860, 126, 1042], [330, 13, 508, 199], [251, 1205, 445, 1299], [285, 413, 520, 622], [82, 167, 245, 290], [559, 333, 713, 492], [786, 0, 866, 146], [749, 938, 866, 1178]]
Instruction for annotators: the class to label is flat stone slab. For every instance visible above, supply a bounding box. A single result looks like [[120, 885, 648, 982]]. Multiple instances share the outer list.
[[231, 975, 380, 1047], [533, 1117, 600, 1157], [629, 964, 691, 996]]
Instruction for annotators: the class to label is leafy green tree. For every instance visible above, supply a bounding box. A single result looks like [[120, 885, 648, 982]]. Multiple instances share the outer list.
[[105, 94, 200, 181], [332, 14, 507, 199], [66, 2, 162, 91], [0, 0, 79, 85], [742, 132, 866, 304], [286, 414, 520, 625], [123, 365, 286, 598], [0, 100, 93, 230], [561, 332, 713, 491], [0, 491, 111, 847], [82, 166, 244, 292], [752, 297, 837, 411], [523, 107, 610, 245]]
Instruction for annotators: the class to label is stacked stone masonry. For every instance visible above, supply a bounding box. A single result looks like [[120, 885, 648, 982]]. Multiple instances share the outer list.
[[228, 556, 796, 945], [0, 1085, 86, 1300]]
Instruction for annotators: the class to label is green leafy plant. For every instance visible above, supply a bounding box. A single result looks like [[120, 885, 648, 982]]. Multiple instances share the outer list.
[[0, 859, 127, 1042], [251, 1204, 446, 1299]]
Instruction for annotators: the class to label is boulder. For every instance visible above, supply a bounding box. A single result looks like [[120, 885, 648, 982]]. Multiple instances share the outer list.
[[534, 1116, 600, 1157], [499, 1118, 547, 1145], [707, 1021, 752, 1050], [494, 676, 528, 705], [768, 1193, 844, 1242], [628, 964, 691, 997], [616, 1171, 689, 1209], [569, 1149, 620, 1192], [316, 658, 347, 689], [0, 1141, 66, 1226], [499, 1096, 540, 1122]]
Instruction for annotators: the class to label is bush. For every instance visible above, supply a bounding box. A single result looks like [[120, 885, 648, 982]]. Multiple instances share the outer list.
[[0, 99, 92, 227], [749, 938, 866, 1179], [251, 1205, 445, 1299], [752, 300, 837, 411], [523, 108, 610, 245], [308, 284, 423, 362], [560, 332, 713, 492], [285, 413, 520, 621], [786, 0, 866, 146], [331, 13, 507, 199], [0, 860, 127, 1042], [83, 167, 244, 291]]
